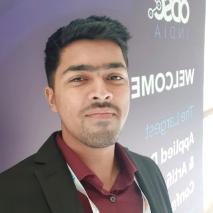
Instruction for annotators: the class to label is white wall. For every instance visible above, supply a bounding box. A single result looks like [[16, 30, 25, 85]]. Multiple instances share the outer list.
[[203, 0, 213, 212]]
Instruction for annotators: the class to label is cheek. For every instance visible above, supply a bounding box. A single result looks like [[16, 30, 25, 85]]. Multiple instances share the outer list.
[[123, 97, 130, 116], [55, 92, 76, 117], [57, 101, 81, 128], [57, 83, 88, 106], [122, 85, 130, 101], [117, 87, 130, 112]]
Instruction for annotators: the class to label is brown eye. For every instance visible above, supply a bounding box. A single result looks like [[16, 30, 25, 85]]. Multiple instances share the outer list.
[[108, 75, 124, 81], [71, 76, 85, 82], [67, 75, 88, 86]]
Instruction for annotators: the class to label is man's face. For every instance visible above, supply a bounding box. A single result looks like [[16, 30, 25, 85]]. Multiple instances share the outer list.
[[45, 39, 130, 148]]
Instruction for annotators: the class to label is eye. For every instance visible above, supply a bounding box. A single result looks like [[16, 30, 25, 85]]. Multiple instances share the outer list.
[[108, 75, 124, 81], [67, 75, 88, 86], [70, 76, 85, 82]]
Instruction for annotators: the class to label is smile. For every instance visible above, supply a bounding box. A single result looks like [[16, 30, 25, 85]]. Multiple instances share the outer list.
[[85, 108, 117, 119], [85, 112, 115, 119]]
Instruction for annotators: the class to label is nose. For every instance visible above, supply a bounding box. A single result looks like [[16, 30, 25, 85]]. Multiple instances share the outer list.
[[88, 79, 113, 101]]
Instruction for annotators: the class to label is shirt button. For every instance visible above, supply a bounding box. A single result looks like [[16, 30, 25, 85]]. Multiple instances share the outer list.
[[109, 195, 116, 203]]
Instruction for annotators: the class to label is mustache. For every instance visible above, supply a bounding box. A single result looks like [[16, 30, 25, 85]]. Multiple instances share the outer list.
[[80, 102, 120, 115]]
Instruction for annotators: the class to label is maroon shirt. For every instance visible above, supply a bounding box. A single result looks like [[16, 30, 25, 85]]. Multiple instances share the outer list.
[[56, 133, 143, 213]]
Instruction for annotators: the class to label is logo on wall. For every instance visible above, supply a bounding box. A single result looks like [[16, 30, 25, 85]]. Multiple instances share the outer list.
[[148, 0, 191, 40], [148, 0, 190, 24]]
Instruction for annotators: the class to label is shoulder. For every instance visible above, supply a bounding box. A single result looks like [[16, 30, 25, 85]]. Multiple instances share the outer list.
[[125, 148, 167, 184], [125, 148, 159, 170], [0, 131, 59, 181], [0, 154, 36, 179], [0, 153, 44, 210], [0, 154, 38, 193]]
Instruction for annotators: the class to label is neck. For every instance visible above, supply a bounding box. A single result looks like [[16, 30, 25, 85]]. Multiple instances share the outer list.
[[62, 130, 119, 191]]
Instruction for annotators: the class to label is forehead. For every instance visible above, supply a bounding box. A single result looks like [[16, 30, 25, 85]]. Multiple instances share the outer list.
[[57, 39, 125, 70]]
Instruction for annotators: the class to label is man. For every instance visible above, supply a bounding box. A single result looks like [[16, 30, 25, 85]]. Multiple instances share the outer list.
[[0, 16, 172, 213]]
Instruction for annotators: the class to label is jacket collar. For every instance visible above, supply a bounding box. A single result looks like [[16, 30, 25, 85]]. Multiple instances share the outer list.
[[33, 132, 83, 213], [33, 132, 169, 213]]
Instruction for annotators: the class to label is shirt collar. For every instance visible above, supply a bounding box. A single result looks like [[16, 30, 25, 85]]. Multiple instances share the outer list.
[[56, 133, 93, 180], [56, 132, 138, 186]]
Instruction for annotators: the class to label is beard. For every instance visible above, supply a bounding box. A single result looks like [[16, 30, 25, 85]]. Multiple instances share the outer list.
[[76, 102, 123, 148], [78, 119, 121, 148]]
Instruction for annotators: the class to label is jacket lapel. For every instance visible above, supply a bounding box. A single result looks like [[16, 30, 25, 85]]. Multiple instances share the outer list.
[[126, 149, 172, 213], [125, 149, 158, 212], [33, 132, 84, 213], [134, 171, 156, 210]]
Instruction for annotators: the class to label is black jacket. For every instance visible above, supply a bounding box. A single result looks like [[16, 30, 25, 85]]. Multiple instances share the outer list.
[[0, 132, 173, 213]]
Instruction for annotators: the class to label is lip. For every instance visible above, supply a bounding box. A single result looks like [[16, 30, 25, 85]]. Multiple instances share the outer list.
[[86, 113, 115, 119], [85, 109, 116, 119]]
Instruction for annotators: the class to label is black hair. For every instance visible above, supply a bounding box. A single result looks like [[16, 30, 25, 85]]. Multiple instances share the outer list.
[[44, 15, 131, 87]]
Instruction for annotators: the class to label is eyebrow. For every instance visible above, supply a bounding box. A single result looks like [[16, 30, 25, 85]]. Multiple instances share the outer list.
[[63, 62, 127, 75]]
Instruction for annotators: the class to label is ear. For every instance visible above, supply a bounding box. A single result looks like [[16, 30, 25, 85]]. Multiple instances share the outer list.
[[44, 86, 58, 112]]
